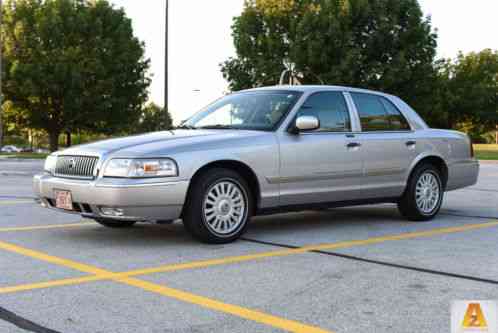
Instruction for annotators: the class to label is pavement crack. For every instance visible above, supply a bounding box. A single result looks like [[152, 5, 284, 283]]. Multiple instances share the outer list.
[[440, 211, 498, 219], [0, 306, 62, 333], [241, 238, 498, 286]]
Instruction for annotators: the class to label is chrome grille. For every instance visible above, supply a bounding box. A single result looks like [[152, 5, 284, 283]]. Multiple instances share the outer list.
[[55, 156, 99, 180]]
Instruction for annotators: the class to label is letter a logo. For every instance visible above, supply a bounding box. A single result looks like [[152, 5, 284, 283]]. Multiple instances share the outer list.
[[462, 303, 488, 329]]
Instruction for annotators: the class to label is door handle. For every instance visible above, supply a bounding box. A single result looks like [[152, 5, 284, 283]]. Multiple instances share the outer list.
[[406, 141, 416, 147], [347, 142, 361, 148]]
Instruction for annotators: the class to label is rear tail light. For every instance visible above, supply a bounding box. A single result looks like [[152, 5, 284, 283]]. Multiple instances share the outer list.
[[469, 137, 475, 158]]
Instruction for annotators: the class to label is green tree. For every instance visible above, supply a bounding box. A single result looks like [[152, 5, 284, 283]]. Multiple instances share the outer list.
[[221, 0, 439, 121], [439, 50, 498, 139], [134, 103, 173, 134], [1, 0, 150, 151]]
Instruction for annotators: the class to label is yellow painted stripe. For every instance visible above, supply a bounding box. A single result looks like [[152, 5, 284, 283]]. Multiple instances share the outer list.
[[1, 221, 497, 296], [0, 222, 92, 233], [110, 220, 498, 277], [121, 276, 331, 333], [0, 239, 333, 333], [0, 200, 34, 206], [0, 241, 110, 275], [301, 220, 498, 252], [0, 275, 105, 294], [123, 248, 301, 276]]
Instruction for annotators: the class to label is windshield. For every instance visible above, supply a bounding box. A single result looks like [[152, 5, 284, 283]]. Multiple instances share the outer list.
[[183, 91, 302, 131]]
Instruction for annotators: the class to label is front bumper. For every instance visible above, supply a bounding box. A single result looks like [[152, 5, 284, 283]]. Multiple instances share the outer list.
[[33, 174, 189, 222]]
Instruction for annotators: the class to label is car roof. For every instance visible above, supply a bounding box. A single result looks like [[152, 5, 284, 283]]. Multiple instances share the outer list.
[[239, 85, 428, 130], [240, 85, 392, 96]]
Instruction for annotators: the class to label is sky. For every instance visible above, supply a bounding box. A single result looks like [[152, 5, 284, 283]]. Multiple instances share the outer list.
[[109, 0, 498, 124]]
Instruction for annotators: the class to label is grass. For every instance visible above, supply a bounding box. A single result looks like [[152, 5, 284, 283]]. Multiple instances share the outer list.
[[0, 153, 49, 159], [474, 144, 498, 160]]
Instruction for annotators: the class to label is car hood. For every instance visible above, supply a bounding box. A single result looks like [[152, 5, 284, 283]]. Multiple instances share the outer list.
[[59, 129, 268, 157]]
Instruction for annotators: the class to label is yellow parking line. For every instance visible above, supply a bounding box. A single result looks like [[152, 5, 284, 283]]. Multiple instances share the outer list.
[[0, 222, 92, 233], [0, 200, 34, 206], [0, 275, 105, 294], [0, 239, 332, 333], [301, 220, 498, 252], [0, 240, 111, 275], [120, 276, 330, 333], [2, 220, 498, 296]]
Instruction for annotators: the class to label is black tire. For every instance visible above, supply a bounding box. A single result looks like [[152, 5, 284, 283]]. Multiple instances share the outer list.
[[94, 218, 136, 228], [182, 168, 253, 244], [398, 163, 444, 221]]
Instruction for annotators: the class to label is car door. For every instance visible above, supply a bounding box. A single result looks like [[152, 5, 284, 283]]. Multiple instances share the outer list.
[[348, 92, 417, 198], [277, 91, 364, 206]]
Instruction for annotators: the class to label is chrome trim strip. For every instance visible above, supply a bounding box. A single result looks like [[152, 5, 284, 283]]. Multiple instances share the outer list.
[[365, 167, 405, 177], [266, 171, 362, 184], [267, 167, 405, 184], [94, 180, 186, 189]]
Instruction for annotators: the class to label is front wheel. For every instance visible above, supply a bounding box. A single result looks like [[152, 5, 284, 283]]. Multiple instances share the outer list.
[[183, 168, 253, 244], [398, 164, 444, 221]]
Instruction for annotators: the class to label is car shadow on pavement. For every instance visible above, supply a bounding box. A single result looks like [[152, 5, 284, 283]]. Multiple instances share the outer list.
[[249, 205, 406, 231], [59, 204, 406, 246]]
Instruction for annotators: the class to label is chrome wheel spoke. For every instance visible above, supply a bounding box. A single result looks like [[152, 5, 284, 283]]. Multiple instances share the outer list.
[[203, 180, 247, 236], [415, 172, 441, 214]]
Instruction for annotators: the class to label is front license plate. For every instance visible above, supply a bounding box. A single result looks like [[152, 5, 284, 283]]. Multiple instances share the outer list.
[[55, 190, 73, 211]]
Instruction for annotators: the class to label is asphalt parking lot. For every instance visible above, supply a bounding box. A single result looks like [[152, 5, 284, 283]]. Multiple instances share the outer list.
[[0, 159, 497, 333]]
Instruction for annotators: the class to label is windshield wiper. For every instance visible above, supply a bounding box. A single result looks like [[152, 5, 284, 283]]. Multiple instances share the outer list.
[[174, 124, 197, 130], [198, 125, 235, 130]]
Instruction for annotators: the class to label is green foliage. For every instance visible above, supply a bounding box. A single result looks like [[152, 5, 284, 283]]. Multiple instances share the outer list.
[[134, 103, 173, 134], [439, 50, 498, 138], [222, 0, 439, 121], [1, 0, 151, 151]]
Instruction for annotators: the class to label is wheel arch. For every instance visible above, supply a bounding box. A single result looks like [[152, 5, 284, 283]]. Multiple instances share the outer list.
[[406, 154, 449, 190], [182, 160, 261, 217]]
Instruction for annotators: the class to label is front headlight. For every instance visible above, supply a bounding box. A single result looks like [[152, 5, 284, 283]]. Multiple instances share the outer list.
[[103, 158, 178, 178], [44, 155, 58, 175]]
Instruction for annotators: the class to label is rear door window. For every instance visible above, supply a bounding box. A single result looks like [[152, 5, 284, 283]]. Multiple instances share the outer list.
[[379, 98, 411, 131], [351, 93, 410, 131]]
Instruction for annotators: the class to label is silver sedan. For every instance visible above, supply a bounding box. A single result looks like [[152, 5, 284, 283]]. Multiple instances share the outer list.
[[33, 86, 479, 243]]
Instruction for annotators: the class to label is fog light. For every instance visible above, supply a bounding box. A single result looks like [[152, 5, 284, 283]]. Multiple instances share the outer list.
[[100, 207, 124, 217]]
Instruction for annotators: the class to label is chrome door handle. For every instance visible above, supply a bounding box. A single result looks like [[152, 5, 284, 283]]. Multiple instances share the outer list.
[[406, 141, 416, 147], [347, 142, 361, 148]]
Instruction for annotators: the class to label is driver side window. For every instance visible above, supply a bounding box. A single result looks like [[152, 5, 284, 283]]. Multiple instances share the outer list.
[[297, 92, 351, 132]]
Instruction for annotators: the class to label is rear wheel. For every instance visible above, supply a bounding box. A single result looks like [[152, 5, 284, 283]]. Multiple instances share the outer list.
[[94, 218, 136, 228], [398, 164, 444, 221], [183, 168, 253, 244]]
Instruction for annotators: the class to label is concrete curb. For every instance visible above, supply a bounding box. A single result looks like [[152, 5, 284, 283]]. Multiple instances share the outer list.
[[479, 160, 498, 164], [0, 158, 44, 162]]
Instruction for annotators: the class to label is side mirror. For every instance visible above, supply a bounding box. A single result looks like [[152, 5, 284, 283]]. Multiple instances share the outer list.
[[294, 116, 320, 133]]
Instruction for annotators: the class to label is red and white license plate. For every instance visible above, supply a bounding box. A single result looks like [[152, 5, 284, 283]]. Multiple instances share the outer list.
[[54, 190, 73, 211]]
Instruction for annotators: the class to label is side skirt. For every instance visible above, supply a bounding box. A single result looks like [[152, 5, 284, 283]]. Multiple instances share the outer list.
[[256, 197, 400, 217]]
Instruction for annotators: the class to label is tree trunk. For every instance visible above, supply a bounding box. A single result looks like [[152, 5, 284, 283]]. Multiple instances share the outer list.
[[49, 131, 60, 152], [29, 129, 33, 150], [0, 114, 3, 149], [0, 17, 3, 150], [65, 131, 72, 147]]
